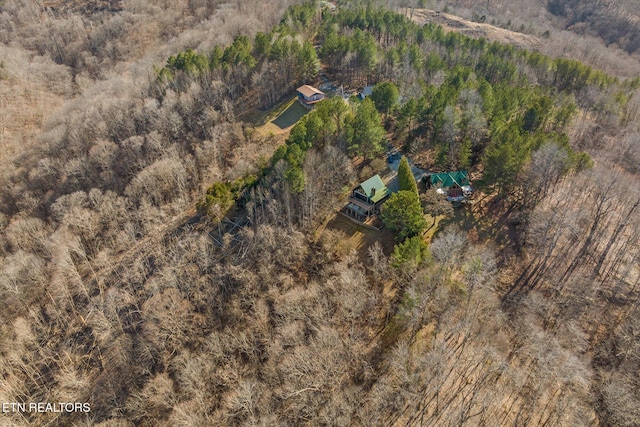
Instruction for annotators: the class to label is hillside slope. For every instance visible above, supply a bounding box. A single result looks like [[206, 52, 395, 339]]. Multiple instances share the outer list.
[[398, 0, 640, 78], [407, 8, 540, 50]]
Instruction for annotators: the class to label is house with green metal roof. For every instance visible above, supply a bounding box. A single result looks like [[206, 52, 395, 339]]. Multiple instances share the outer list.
[[427, 171, 473, 202], [356, 175, 390, 203], [429, 171, 469, 188], [342, 174, 391, 223]]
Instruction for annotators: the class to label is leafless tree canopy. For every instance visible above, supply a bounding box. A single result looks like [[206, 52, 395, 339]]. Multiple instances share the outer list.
[[0, 0, 639, 426]]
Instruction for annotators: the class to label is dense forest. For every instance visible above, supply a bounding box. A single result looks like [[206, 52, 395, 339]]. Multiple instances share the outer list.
[[1, 0, 639, 426]]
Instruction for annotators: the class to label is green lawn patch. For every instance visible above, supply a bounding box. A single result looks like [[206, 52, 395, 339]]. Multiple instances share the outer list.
[[272, 100, 309, 129]]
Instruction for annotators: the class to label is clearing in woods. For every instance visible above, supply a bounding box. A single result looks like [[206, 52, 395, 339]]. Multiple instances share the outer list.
[[320, 213, 398, 258], [244, 97, 310, 140], [406, 8, 540, 51], [272, 100, 309, 129]]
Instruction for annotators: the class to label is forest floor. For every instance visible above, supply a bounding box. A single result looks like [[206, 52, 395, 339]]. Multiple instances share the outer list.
[[438, 191, 519, 251], [319, 212, 397, 258], [318, 204, 449, 263], [0, 74, 64, 166]]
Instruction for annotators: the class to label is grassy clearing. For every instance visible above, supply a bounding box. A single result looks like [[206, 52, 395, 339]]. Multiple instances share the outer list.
[[323, 213, 397, 258], [245, 97, 309, 142], [242, 96, 296, 126], [272, 100, 309, 129], [423, 214, 445, 242]]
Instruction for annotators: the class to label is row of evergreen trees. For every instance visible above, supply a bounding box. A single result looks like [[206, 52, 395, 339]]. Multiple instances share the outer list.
[[179, 0, 626, 231], [154, 1, 322, 106], [315, 4, 605, 194]]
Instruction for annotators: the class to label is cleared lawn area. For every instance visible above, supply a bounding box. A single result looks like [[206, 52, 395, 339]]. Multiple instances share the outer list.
[[243, 97, 309, 141], [244, 97, 295, 125], [272, 100, 309, 129], [321, 212, 397, 258]]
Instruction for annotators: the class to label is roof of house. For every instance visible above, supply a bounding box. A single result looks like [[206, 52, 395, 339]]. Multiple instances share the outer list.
[[430, 171, 470, 188], [359, 174, 390, 203], [358, 86, 374, 99], [297, 85, 324, 98]]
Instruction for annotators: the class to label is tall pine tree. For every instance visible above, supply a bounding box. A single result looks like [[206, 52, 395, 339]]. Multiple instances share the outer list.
[[381, 190, 427, 241], [371, 81, 399, 115], [346, 98, 385, 159], [398, 156, 419, 195]]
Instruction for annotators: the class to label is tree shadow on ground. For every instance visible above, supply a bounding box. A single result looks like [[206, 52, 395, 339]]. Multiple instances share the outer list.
[[434, 196, 519, 250]]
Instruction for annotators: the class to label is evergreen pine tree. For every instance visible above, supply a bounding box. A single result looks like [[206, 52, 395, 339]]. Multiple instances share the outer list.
[[381, 190, 427, 241], [398, 156, 419, 195], [346, 98, 385, 159]]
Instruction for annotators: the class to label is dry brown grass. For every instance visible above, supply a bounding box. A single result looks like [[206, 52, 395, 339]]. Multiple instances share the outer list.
[[321, 212, 397, 258], [403, 4, 640, 78], [406, 8, 540, 50]]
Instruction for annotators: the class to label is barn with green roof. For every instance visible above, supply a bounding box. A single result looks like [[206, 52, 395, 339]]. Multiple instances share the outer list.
[[427, 171, 473, 202], [429, 171, 470, 188]]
